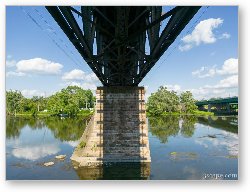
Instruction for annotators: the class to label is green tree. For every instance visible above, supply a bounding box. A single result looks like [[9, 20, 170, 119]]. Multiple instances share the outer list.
[[180, 91, 197, 113], [6, 86, 94, 117], [6, 90, 24, 115], [147, 86, 180, 115], [47, 86, 95, 116]]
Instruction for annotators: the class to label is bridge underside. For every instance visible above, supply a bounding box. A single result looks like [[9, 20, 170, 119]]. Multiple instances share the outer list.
[[46, 6, 200, 86]]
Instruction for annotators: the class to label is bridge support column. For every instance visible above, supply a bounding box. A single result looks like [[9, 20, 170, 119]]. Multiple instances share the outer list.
[[71, 86, 151, 173], [208, 104, 211, 112], [226, 103, 231, 113]]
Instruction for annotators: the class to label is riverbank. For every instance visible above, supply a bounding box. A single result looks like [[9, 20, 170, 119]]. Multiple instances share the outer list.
[[8, 110, 94, 118], [147, 110, 214, 117]]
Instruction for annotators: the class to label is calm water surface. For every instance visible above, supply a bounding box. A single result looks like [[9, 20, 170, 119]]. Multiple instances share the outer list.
[[6, 115, 238, 180]]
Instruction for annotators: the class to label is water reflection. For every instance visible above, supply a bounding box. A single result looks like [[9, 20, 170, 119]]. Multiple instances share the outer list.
[[180, 115, 197, 138], [148, 115, 238, 180], [197, 116, 238, 133], [74, 163, 150, 180], [149, 115, 238, 143], [12, 142, 60, 161], [149, 115, 179, 143], [6, 115, 238, 180], [6, 117, 30, 139], [6, 116, 88, 142]]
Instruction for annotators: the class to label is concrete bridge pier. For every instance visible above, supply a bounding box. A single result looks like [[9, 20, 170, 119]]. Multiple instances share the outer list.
[[208, 104, 211, 112], [226, 103, 231, 113], [71, 86, 151, 177]]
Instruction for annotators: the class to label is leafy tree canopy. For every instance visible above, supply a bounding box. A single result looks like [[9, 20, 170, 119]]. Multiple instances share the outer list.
[[147, 86, 197, 115], [6, 86, 95, 116]]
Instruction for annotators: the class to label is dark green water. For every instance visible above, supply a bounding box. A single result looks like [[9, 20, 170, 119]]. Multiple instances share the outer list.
[[6, 115, 238, 180]]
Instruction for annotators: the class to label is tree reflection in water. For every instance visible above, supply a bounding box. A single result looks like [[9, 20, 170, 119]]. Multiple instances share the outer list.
[[149, 115, 238, 143], [7, 115, 237, 143], [180, 115, 197, 138], [149, 115, 197, 143], [6, 116, 89, 141], [149, 115, 180, 143], [6, 117, 30, 139], [45, 117, 88, 141], [197, 116, 238, 133]]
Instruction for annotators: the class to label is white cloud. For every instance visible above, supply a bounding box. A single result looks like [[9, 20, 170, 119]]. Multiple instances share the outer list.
[[188, 75, 238, 100], [62, 69, 99, 82], [205, 75, 238, 89], [217, 58, 238, 75], [62, 69, 85, 81], [219, 32, 231, 39], [192, 65, 217, 78], [61, 69, 99, 91], [179, 18, 228, 51], [16, 58, 63, 75], [179, 44, 192, 52], [84, 72, 99, 82], [21, 89, 46, 98], [164, 84, 181, 92], [62, 81, 97, 91], [6, 59, 17, 68], [12, 144, 60, 161], [6, 71, 26, 77], [81, 82, 97, 90], [65, 81, 81, 87], [192, 58, 238, 78]]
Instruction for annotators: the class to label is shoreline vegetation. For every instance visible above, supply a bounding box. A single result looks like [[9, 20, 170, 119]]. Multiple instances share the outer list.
[[9, 110, 212, 118], [147, 110, 214, 117], [7, 85, 233, 119], [6, 86, 95, 118], [11, 110, 94, 118], [146, 86, 217, 117]]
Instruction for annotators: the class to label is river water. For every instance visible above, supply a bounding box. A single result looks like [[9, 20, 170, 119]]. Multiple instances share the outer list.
[[6, 115, 238, 180]]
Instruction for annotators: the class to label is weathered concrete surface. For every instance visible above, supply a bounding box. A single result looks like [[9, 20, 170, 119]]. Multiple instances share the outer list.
[[71, 86, 151, 169]]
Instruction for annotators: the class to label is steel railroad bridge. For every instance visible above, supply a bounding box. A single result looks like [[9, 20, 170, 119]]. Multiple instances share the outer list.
[[46, 6, 201, 171], [46, 6, 200, 86]]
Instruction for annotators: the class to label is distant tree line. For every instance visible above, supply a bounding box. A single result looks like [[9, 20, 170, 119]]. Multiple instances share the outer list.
[[6, 86, 95, 117], [147, 86, 197, 116]]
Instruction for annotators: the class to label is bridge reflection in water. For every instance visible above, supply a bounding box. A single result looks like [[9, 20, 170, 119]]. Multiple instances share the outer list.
[[73, 162, 150, 180]]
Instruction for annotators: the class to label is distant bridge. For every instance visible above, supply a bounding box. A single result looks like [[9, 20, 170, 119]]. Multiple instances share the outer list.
[[196, 97, 238, 115]]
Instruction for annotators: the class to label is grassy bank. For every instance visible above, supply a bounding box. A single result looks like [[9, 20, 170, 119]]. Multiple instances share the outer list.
[[77, 110, 94, 117], [12, 112, 52, 117], [9, 110, 94, 118], [147, 110, 214, 117]]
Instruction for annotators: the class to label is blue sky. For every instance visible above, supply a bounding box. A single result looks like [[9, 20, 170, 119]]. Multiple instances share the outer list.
[[6, 6, 238, 100]]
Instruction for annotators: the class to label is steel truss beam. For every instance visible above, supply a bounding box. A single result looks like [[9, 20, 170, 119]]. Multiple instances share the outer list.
[[46, 6, 201, 86]]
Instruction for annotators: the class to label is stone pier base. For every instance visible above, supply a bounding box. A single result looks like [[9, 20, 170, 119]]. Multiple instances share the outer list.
[[71, 86, 151, 169]]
